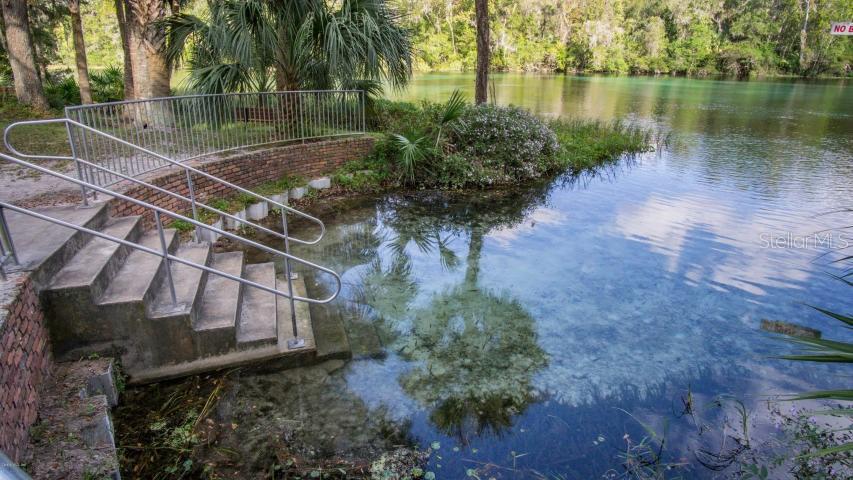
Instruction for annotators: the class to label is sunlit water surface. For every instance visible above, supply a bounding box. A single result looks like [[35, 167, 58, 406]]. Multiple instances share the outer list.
[[213, 75, 853, 478]]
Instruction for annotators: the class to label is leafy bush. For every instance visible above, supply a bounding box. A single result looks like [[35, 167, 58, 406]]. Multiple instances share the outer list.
[[371, 99, 426, 133], [358, 96, 650, 190], [452, 104, 558, 181]]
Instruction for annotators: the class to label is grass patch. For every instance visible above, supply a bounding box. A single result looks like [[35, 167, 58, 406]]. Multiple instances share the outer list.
[[170, 219, 195, 234], [0, 100, 69, 157], [331, 153, 390, 192], [550, 118, 652, 172], [252, 175, 303, 197]]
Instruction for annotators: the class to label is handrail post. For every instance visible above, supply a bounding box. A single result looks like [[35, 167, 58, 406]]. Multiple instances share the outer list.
[[360, 90, 366, 134], [0, 205, 18, 280], [155, 211, 178, 307], [185, 170, 200, 242], [281, 209, 304, 349], [62, 114, 89, 206], [299, 92, 305, 143]]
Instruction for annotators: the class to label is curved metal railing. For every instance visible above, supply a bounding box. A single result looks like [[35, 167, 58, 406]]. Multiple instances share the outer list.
[[0, 152, 342, 346], [0, 90, 364, 347], [0, 152, 342, 302], [63, 90, 365, 185], [4, 117, 326, 246]]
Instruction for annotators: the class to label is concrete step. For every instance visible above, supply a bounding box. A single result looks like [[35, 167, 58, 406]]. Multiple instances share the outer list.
[[147, 243, 212, 320], [127, 274, 316, 384], [194, 252, 244, 357], [47, 216, 143, 299], [97, 228, 178, 307], [237, 262, 278, 348], [4, 202, 108, 286]]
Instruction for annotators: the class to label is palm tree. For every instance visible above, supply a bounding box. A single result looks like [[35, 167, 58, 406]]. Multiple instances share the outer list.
[[163, 0, 412, 94], [474, 0, 489, 104], [68, 0, 92, 104], [124, 0, 174, 99], [1, 0, 48, 109]]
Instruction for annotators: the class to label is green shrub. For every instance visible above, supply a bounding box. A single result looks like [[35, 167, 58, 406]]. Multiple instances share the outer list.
[[170, 219, 195, 233], [452, 104, 558, 180], [91, 66, 124, 103], [44, 75, 81, 108], [371, 99, 427, 133]]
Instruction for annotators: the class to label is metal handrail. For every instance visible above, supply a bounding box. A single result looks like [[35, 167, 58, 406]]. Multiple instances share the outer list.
[[0, 152, 341, 304], [3, 117, 325, 246], [62, 90, 365, 183]]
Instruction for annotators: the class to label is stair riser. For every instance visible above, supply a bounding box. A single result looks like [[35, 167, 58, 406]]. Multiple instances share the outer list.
[[87, 220, 146, 299], [42, 230, 179, 361], [147, 245, 213, 324], [140, 236, 182, 306], [195, 262, 245, 359], [30, 206, 110, 288]]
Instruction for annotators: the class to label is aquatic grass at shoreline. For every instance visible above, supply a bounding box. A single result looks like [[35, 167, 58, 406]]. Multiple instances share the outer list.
[[549, 118, 654, 173]]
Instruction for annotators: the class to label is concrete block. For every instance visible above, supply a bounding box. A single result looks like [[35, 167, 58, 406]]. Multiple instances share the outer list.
[[308, 177, 331, 190], [85, 359, 119, 408], [224, 210, 246, 230], [196, 218, 222, 243], [246, 201, 269, 221], [269, 192, 288, 207], [289, 187, 307, 200]]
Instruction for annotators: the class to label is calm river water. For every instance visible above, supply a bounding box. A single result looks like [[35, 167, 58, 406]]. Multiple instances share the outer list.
[[195, 75, 853, 478]]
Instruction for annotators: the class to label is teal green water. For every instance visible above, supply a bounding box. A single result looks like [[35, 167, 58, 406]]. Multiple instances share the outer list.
[[223, 75, 853, 478]]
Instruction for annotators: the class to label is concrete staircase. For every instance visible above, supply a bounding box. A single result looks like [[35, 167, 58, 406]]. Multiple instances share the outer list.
[[4, 201, 316, 382]]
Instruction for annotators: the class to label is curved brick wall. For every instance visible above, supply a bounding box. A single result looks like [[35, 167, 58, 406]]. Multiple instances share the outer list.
[[109, 136, 374, 223]]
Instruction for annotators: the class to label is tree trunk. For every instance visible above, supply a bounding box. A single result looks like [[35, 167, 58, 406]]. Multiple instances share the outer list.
[[125, 0, 171, 99], [114, 0, 135, 99], [68, 0, 92, 104], [1, 0, 48, 110], [464, 227, 483, 286], [474, 0, 490, 104], [799, 0, 811, 73]]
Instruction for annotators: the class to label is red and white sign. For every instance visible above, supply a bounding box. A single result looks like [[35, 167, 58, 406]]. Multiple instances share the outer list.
[[830, 22, 853, 35]]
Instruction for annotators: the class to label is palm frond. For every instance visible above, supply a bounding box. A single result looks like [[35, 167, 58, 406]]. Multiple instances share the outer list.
[[391, 132, 429, 185]]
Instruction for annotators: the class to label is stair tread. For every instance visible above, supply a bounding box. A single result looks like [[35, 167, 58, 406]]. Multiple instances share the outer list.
[[4, 203, 106, 271], [49, 216, 141, 289], [98, 229, 177, 305], [196, 252, 244, 331], [237, 263, 277, 345], [148, 243, 211, 318]]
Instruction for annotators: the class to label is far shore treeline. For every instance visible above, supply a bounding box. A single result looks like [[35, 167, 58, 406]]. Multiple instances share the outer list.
[[36, 0, 853, 82]]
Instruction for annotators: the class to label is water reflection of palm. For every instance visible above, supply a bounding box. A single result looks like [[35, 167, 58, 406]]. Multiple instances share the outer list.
[[361, 190, 552, 440]]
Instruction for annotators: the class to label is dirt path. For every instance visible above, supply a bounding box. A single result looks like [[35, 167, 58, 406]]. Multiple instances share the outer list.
[[0, 161, 84, 207]]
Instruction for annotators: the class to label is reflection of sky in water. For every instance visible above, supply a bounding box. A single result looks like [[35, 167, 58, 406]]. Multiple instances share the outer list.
[[282, 75, 853, 477]]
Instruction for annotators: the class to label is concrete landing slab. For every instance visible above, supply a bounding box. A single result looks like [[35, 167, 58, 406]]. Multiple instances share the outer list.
[[4, 202, 107, 274]]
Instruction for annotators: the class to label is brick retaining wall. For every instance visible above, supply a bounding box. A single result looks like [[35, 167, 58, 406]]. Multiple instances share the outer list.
[[109, 136, 374, 223], [0, 274, 52, 463]]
